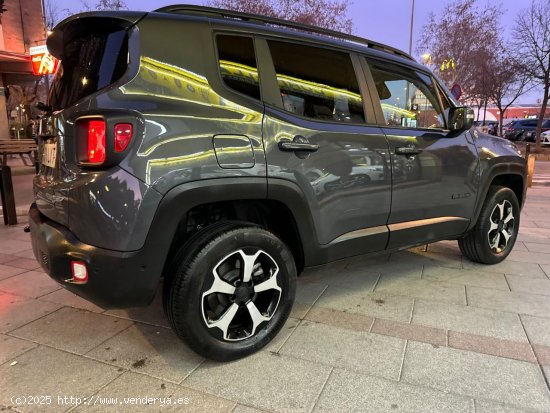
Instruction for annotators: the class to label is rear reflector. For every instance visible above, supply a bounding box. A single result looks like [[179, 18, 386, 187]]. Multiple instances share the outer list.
[[71, 261, 88, 283], [114, 123, 133, 152], [87, 120, 106, 164]]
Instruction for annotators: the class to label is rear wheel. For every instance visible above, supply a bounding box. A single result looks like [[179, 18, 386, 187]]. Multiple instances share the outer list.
[[164, 222, 296, 361], [459, 186, 520, 264]]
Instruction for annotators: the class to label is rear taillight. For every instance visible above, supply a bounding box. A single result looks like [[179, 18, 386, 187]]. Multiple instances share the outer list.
[[77, 118, 134, 166], [87, 120, 106, 164], [114, 123, 133, 152]]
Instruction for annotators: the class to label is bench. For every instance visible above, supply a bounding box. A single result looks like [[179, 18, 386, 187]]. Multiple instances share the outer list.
[[0, 139, 38, 225], [0, 139, 38, 168]]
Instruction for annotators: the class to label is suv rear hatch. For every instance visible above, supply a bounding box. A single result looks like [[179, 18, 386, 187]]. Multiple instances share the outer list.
[[35, 13, 145, 227]]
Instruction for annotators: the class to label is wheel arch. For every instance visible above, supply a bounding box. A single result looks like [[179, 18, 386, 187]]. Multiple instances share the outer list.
[[467, 161, 527, 232], [143, 178, 319, 289]]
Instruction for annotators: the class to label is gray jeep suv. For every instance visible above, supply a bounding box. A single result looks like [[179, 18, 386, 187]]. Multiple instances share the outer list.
[[30, 5, 527, 360]]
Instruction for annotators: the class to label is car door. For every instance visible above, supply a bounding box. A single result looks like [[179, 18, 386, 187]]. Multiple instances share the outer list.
[[258, 38, 392, 259], [362, 58, 479, 249]]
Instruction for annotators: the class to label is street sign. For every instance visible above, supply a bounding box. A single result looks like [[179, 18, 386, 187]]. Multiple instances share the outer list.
[[29, 45, 59, 76], [450, 83, 462, 100]]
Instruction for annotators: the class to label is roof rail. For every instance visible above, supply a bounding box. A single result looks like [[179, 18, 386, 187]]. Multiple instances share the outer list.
[[154, 4, 414, 61]]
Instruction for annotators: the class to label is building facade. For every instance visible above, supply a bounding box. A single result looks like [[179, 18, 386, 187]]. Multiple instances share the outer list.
[[0, 0, 46, 138]]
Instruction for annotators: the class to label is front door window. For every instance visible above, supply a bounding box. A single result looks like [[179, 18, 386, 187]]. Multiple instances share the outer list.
[[369, 62, 446, 130]]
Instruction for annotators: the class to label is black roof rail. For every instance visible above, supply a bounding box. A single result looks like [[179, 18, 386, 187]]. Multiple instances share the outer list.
[[154, 4, 414, 61]]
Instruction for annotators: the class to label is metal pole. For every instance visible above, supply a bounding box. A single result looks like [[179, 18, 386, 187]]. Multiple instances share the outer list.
[[408, 0, 415, 55], [404, 0, 415, 120]]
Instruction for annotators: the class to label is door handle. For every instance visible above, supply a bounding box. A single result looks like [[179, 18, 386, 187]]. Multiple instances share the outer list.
[[395, 146, 422, 155], [278, 141, 319, 152], [278, 135, 319, 153]]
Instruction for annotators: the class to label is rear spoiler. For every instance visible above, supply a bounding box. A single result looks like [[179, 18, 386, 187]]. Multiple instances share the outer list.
[[47, 11, 147, 59]]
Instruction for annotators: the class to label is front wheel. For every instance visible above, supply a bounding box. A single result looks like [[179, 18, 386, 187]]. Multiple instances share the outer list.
[[164, 222, 296, 361], [459, 186, 520, 264]]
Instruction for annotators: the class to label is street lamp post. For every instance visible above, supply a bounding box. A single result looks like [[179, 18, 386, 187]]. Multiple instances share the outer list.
[[405, 0, 415, 114], [408, 0, 415, 55]]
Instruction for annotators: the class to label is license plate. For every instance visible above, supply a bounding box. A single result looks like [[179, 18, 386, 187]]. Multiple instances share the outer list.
[[42, 143, 57, 168]]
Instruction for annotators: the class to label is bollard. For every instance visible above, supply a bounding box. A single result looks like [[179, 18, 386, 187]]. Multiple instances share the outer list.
[[527, 155, 535, 188], [526, 144, 535, 189], [0, 165, 18, 225]]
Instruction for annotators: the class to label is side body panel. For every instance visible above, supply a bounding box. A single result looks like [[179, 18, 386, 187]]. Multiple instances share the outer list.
[[264, 109, 391, 248], [383, 128, 479, 248], [36, 14, 267, 251]]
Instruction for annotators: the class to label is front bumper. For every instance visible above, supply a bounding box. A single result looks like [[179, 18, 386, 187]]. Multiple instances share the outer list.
[[29, 203, 160, 308]]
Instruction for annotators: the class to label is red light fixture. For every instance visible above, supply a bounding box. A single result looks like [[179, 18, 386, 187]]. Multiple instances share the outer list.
[[114, 123, 133, 152], [87, 120, 106, 164], [78, 118, 134, 165], [70, 261, 88, 283]]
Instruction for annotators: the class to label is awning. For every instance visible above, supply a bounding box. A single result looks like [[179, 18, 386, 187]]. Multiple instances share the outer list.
[[0, 50, 34, 75], [0, 50, 39, 84]]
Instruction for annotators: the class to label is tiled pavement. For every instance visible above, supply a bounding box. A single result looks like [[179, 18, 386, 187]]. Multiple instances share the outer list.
[[1, 186, 550, 412]]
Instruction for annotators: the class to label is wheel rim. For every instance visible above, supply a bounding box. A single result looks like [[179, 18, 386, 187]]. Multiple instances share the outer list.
[[487, 200, 515, 253], [201, 249, 281, 341]]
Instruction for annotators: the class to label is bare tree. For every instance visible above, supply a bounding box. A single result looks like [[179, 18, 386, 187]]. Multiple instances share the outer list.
[[486, 50, 532, 136], [417, 0, 501, 103], [44, 0, 70, 30], [79, 0, 127, 11], [208, 0, 353, 33], [513, 0, 550, 152]]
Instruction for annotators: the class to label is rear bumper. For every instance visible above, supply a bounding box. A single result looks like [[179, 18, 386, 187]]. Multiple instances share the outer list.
[[29, 203, 160, 309]]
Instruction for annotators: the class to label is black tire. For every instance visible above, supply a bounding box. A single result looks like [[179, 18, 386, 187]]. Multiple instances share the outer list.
[[459, 186, 520, 264], [164, 221, 296, 361]]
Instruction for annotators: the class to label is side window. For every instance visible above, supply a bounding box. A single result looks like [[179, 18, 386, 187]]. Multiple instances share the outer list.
[[217, 35, 260, 100], [267, 40, 365, 123], [369, 61, 445, 129]]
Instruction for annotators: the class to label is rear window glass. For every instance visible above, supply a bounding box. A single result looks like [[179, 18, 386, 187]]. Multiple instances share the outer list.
[[49, 29, 128, 110]]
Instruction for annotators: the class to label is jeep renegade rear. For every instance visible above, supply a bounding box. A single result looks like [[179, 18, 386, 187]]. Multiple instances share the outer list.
[[30, 5, 527, 361]]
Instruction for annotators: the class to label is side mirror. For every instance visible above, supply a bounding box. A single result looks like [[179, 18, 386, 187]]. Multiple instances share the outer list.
[[448, 106, 474, 132]]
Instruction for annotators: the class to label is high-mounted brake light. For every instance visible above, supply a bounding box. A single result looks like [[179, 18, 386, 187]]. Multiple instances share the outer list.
[[114, 123, 133, 152], [87, 120, 106, 164]]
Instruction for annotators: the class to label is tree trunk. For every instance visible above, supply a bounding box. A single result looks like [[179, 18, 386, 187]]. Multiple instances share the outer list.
[[498, 103, 504, 137], [535, 82, 549, 153]]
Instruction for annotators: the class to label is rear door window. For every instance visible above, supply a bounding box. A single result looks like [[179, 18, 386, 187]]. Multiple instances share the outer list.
[[217, 35, 260, 101], [49, 28, 128, 110], [266, 40, 366, 124]]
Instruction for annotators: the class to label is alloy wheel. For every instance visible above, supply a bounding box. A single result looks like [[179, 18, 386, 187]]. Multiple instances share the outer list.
[[487, 200, 515, 253], [201, 249, 281, 341]]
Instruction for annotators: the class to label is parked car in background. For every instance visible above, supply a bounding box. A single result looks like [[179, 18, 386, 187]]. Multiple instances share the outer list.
[[474, 121, 498, 136], [541, 129, 550, 146], [521, 119, 550, 142], [503, 119, 540, 141]]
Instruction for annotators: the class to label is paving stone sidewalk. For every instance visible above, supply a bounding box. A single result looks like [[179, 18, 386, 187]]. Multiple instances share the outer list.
[[1, 185, 550, 412]]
